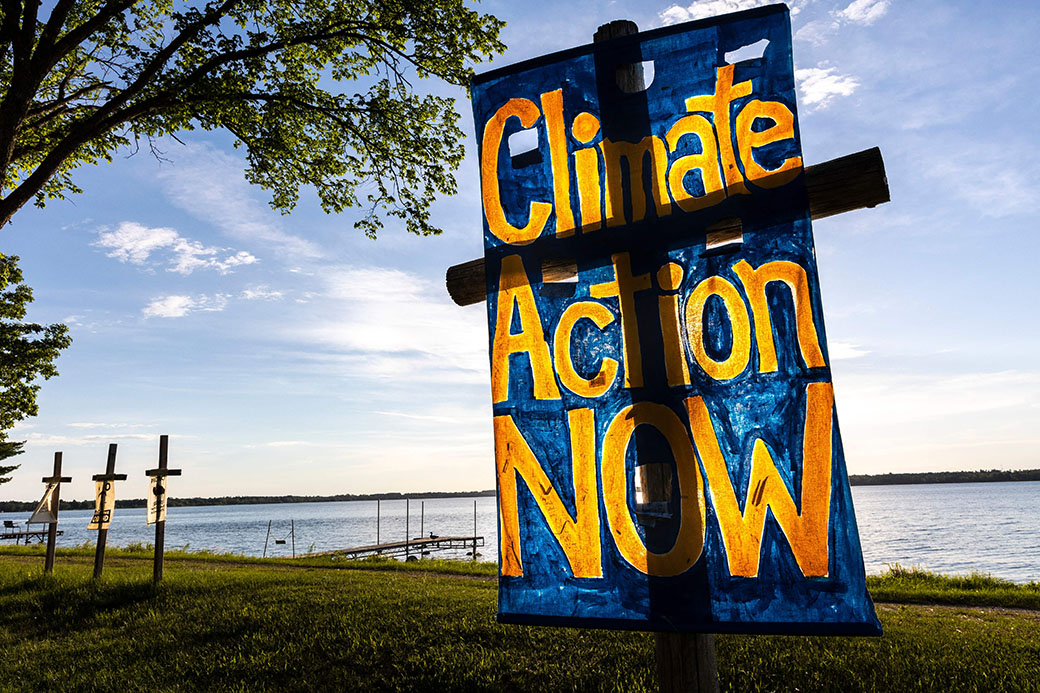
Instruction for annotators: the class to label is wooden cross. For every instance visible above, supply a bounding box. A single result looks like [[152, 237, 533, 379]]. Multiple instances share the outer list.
[[145, 434, 182, 582], [41, 451, 71, 574], [91, 443, 127, 579]]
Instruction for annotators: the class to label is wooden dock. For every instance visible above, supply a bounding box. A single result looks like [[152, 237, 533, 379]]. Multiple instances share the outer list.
[[0, 527, 62, 544], [302, 535, 484, 560]]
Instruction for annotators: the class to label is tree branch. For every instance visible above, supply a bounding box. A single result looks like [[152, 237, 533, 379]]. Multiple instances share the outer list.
[[36, 0, 78, 55], [25, 82, 113, 122], [1, 0, 243, 223], [0, 0, 21, 67], [46, 0, 137, 70]]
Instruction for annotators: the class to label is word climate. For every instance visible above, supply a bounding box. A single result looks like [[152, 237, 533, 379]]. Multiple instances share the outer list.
[[482, 65, 800, 245]]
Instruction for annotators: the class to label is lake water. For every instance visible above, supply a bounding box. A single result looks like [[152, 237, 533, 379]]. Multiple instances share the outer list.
[[3, 482, 1038, 583]]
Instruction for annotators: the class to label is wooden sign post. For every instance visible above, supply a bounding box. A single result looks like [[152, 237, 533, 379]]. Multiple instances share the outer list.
[[39, 452, 71, 574], [145, 434, 181, 583], [602, 23, 717, 691], [90, 443, 127, 579]]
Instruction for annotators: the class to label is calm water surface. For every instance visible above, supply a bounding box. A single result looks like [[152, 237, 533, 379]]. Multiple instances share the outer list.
[[3, 482, 1038, 583], [1, 497, 497, 561], [852, 482, 1039, 583]]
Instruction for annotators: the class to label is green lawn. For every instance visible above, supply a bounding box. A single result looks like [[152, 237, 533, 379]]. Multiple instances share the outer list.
[[0, 547, 1037, 691]]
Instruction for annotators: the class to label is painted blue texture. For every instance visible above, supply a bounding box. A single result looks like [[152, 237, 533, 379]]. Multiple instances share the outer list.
[[473, 5, 881, 636]]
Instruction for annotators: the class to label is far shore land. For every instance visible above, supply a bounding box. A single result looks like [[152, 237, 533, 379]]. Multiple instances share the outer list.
[[2, 468, 1039, 513]]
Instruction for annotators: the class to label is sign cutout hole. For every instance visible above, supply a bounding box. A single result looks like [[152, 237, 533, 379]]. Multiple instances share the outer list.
[[508, 127, 540, 167], [725, 39, 769, 64]]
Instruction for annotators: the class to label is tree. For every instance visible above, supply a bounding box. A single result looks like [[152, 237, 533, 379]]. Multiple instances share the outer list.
[[0, 254, 71, 485], [0, 0, 505, 237], [0, 439, 24, 484]]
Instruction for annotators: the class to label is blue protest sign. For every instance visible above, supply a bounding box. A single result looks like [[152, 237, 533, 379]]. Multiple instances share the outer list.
[[473, 4, 881, 635]]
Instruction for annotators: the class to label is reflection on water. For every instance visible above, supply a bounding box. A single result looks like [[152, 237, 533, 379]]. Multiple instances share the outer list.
[[2, 481, 1038, 583], [851, 481, 1040, 583], [0, 497, 498, 563]]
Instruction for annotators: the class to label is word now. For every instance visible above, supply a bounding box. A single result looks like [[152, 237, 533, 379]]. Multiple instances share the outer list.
[[497, 381, 833, 580]]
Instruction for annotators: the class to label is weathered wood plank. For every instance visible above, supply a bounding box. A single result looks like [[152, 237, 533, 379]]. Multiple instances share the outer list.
[[444, 147, 889, 306]]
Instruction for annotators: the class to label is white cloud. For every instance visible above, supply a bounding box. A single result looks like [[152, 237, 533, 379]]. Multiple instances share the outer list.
[[660, 0, 802, 25], [170, 248, 256, 275], [288, 266, 488, 385], [836, 0, 890, 25], [373, 407, 487, 425], [838, 370, 1040, 430], [143, 293, 230, 318], [791, 1, 890, 48], [924, 150, 1040, 218], [95, 222, 257, 275], [795, 66, 860, 108], [14, 431, 156, 446], [836, 370, 1040, 473], [68, 422, 151, 429], [248, 440, 344, 449], [158, 142, 323, 260], [241, 285, 284, 301], [96, 222, 178, 263], [794, 19, 838, 46], [829, 341, 871, 360]]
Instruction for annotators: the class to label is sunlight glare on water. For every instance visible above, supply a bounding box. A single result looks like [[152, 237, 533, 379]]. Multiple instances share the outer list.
[[3, 482, 1038, 583]]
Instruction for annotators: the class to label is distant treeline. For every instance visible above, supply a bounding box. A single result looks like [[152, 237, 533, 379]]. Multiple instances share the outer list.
[[849, 469, 1040, 486], [5, 470, 1039, 513], [0, 489, 496, 514]]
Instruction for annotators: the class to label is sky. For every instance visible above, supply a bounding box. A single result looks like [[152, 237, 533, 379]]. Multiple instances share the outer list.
[[2, 0, 1038, 502]]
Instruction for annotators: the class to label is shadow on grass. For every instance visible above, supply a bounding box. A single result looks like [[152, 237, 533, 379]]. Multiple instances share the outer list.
[[0, 572, 159, 638]]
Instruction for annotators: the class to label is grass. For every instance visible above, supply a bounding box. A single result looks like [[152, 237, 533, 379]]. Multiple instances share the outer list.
[[0, 542, 501, 577], [867, 563, 1040, 610], [0, 547, 1037, 691]]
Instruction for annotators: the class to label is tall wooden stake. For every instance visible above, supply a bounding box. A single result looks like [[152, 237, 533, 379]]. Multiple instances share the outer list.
[[594, 20, 719, 693], [145, 435, 181, 582], [405, 498, 410, 560], [472, 499, 477, 561], [42, 452, 71, 574], [92, 444, 127, 579]]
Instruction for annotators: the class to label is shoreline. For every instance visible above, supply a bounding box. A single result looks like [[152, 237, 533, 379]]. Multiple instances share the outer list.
[[0, 489, 497, 513], [4, 472, 1040, 511]]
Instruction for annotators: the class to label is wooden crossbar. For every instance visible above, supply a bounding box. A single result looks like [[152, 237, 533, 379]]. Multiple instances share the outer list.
[[444, 147, 889, 307]]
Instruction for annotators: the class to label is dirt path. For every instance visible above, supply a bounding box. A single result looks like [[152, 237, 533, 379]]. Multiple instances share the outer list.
[[875, 601, 1040, 620]]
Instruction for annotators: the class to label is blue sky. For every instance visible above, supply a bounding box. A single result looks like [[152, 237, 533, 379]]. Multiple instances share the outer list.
[[3, 0, 1038, 501]]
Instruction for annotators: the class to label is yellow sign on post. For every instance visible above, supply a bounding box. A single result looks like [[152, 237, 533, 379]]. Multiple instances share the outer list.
[[146, 476, 168, 525], [28, 482, 59, 525], [88, 480, 115, 530]]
